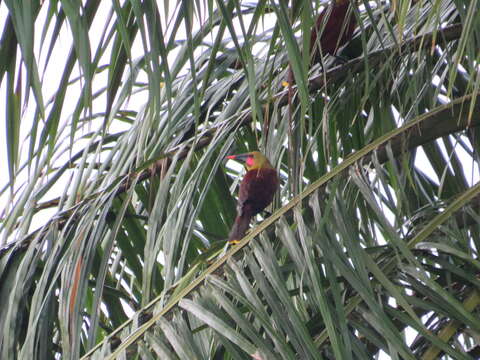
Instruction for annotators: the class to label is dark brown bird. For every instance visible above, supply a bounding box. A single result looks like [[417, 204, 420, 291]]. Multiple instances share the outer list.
[[227, 151, 279, 244], [284, 0, 356, 89], [310, 0, 356, 63]]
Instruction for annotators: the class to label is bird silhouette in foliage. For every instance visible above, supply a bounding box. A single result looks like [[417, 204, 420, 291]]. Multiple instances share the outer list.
[[226, 151, 279, 244], [284, 0, 356, 95], [310, 0, 356, 64]]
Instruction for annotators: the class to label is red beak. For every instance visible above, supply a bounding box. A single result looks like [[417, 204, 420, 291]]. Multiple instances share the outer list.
[[226, 153, 250, 161]]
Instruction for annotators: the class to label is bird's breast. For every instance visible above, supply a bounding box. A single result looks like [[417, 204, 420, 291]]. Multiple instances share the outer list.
[[239, 168, 278, 215]]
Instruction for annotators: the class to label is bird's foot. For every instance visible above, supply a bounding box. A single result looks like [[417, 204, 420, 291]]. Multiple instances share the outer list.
[[228, 239, 241, 245]]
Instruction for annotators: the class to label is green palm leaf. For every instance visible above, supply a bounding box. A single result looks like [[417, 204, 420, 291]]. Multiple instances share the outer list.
[[1, 0, 480, 359]]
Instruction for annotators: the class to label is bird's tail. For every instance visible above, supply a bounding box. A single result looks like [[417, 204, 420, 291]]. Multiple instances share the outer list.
[[228, 213, 252, 244]]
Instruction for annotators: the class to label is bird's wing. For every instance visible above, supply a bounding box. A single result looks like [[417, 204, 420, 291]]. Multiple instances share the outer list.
[[237, 170, 257, 216]]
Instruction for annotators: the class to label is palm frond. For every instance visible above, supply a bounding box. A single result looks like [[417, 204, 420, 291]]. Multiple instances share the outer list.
[[1, 0, 480, 358]]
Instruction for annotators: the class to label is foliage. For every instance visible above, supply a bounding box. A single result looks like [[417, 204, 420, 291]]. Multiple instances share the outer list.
[[1, 0, 480, 359]]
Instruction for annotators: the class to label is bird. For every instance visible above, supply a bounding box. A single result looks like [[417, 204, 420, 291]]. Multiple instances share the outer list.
[[283, 0, 356, 89], [226, 151, 279, 244], [310, 0, 356, 64]]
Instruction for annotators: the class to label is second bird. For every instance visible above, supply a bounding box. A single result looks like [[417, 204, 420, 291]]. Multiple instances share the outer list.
[[226, 151, 279, 243]]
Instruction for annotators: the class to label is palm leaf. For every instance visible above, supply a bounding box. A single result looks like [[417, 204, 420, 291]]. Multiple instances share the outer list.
[[1, 0, 480, 358]]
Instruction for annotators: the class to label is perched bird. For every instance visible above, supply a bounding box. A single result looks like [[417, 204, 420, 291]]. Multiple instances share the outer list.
[[226, 151, 279, 244], [284, 0, 356, 89], [310, 0, 356, 63]]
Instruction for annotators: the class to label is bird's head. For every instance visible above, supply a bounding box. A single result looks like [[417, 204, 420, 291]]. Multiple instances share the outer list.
[[226, 151, 273, 171]]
